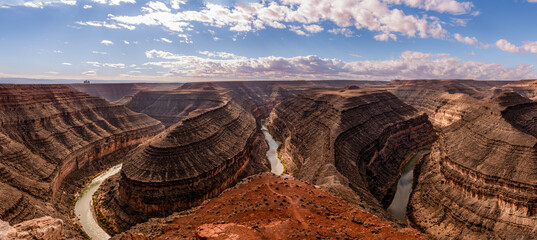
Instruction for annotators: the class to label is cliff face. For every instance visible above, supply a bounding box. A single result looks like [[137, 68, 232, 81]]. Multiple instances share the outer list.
[[112, 173, 424, 240], [408, 92, 537, 239], [179, 80, 385, 118], [100, 91, 268, 229], [493, 79, 537, 101], [0, 216, 64, 240], [69, 83, 181, 102], [267, 87, 436, 217], [386, 79, 509, 128], [0, 85, 164, 224], [124, 89, 234, 127]]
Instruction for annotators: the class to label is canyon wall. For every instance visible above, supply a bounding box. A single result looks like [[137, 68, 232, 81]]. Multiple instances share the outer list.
[[386, 79, 509, 128], [0, 85, 164, 224], [408, 92, 537, 239], [69, 83, 181, 102], [99, 91, 268, 229], [267, 87, 436, 217], [179, 80, 385, 118]]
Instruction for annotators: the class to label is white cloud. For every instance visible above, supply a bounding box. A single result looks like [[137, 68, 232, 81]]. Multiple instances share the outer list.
[[496, 39, 524, 54], [86, 61, 126, 68], [53, 50, 64, 54], [83, 5, 92, 9], [143, 49, 535, 80], [76, 21, 135, 30], [123, 40, 130, 44], [303, 24, 323, 34], [454, 33, 477, 45], [170, 0, 186, 9], [328, 28, 354, 37], [160, 37, 173, 43], [98, 0, 462, 41], [62, 62, 72, 66], [82, 70, 97, 76], [100, 40, 114, 46], [177, 34, 192, 43], [2, 0, 76, 8], [384, 0, 473, 14], [92, 51, 108, 55], [90, 0, 135, 6], [45, 71, 60, 74]]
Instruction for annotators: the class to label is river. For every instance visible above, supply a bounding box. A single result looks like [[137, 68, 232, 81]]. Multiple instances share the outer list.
[[261, 123, 284, 175], [387, 150, 428, 222], [74, 164, 122, 240], [75, 124, 284, 239]]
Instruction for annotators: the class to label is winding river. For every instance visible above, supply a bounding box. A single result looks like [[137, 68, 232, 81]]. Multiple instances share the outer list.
[[75, 123, 285, 239], [74, 164, 122, 240], [387, 150, 428, 222], [261, 123, 284, 175]]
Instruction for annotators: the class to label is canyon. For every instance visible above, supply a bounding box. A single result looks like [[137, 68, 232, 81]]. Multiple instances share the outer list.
[[0, 85, 164, 237], [266, 86, 437, 219], [1, 79, 537, 239]]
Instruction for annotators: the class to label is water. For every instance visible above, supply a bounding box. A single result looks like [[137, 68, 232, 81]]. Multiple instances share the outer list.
[[387, 150, 427, 222], [261, 123, 284, 175], [74, 164, 122, 240]]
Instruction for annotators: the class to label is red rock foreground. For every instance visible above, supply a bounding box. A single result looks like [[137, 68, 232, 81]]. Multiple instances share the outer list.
[[113, 173, 423, 240]]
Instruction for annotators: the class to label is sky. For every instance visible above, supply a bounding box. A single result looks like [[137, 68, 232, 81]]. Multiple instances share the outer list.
[[1, 0, 537, 82]]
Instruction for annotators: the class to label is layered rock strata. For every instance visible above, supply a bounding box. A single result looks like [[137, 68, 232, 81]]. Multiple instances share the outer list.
[[179, 80, 385, 118], [386, 79, 509, 128], [112, 173, 424, 240], [0, 216, 64, 240], [0, 85, 164, 225], [408, 92, 537, 239], [267, 87, 436, 217], [100, 94, 268, 229], [69, 83, 181, 102], [124, 88, 238, 127]]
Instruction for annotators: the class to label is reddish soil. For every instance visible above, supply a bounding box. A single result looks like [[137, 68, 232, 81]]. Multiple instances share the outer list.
[[117, 173, 423, 240]]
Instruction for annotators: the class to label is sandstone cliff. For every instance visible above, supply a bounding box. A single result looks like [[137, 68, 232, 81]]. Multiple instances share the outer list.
[[384, 79, 510, 128], [98, 92, 268, 230], [0, 216, 64, 240], [179, 80, 385, 118], [112, 173, 424, 240], [70, 83, 181, 102], [0, 85, 164, 234], [267, 87, 436, 218], [408, 92, 537, 239]]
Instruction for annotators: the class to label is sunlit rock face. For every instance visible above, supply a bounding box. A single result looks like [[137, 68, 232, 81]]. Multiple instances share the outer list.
[[408, 92, 537, 240], [267, 87, 436, 218], [108, 92, 268, 228], [0, 84, 164, 224], [386, 79, 510, 128]]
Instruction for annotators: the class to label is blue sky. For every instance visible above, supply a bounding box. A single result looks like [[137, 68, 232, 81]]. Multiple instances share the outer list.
[[0, 0, 537, 82]]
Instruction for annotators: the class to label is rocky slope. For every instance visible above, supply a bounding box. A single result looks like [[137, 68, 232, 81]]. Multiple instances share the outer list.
[[492, 79, 537, 101], [97, 92, 268, 230], [0, 85, 164, 234], [179, 80, 385, 118], [112, 173, 424, 240], [266, 87, 436, 218], [0, 216, 64, 240], [408, 92, 537, 239], [69, 83, 181, 103], [386, 79, 510, 128], [124, 87, 242, 127]]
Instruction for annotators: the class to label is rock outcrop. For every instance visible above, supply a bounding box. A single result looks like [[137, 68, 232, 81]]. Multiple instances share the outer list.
[[492, 79, 537, 101], [179, 80, 385, 118], [98, 92, 268, 229], [0, 85, 164, 226], [384, 79, 511, 128], [408, 92, 537, 239], [267, 87, 436, 217], [112, 173, 424, 240], [1, 216, 64, 240], [69, 83, 181, 103]]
